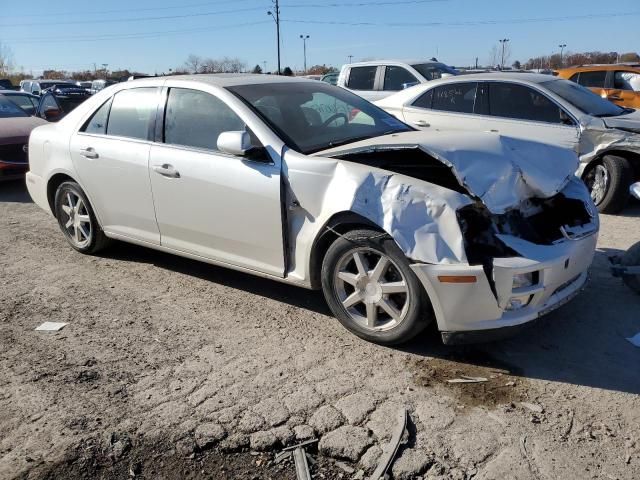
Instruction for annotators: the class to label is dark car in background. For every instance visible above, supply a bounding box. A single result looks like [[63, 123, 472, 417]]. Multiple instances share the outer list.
[[0, 96, 47, 180], [0, 79, 19, 91], [0, 91, 39, 116], [36, 85, 92, 122]]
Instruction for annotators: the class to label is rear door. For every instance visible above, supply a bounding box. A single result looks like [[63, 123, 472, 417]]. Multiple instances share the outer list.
[[402, 81, 481, 131], [69, 87, 161, 244], [474, 81, 580, 149]]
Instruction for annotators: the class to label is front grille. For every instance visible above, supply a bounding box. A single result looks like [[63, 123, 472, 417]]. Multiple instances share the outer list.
[[0, 144, 28, 164]]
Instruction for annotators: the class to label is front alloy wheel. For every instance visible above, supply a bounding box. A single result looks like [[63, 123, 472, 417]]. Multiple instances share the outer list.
[[321, 228, 431, 345]]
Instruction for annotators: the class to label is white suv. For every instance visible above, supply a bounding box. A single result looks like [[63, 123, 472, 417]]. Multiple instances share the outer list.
[[337, 60, 458, 101]]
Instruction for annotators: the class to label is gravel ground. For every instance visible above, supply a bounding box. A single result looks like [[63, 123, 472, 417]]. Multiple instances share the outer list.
[[1, 179, 639, 480]]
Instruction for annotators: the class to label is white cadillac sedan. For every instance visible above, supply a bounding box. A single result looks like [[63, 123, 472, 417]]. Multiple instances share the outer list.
[[26, 74, 599, 345], [375, 73, 640, 214]]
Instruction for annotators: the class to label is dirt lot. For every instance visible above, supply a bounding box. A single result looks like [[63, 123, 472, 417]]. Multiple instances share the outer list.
[[1, 179, 639, 480]]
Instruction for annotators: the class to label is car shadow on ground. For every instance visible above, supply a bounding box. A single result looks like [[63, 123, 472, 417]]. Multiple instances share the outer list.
[[402, 248, 640, 395], [0, 178, 32, 203]]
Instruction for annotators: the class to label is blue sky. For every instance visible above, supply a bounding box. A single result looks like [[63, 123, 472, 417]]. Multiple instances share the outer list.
[[2, 0, 639, 75]]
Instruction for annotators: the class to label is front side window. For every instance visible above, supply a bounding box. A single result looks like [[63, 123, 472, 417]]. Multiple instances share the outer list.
[[576, 71, 606, 88], [106, 88, 157, 140], [228, 82, 411, 154], [614, 71, 640, 92], [164, 88, 244, 151], [411, 63, 459, 81], [5, 94, 35, 114], [488, 83, 561, 123], [431, 82, 477, 113], [0, 96, 28, 118], [346, 66, 377, 90], [383, 66, 418, 91]]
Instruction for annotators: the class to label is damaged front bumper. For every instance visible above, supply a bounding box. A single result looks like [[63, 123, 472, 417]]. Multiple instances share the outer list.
[[410, 229, 597, 345]]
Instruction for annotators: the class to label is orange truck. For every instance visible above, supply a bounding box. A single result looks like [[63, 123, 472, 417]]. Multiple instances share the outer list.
[[556, 64, 640, 109]]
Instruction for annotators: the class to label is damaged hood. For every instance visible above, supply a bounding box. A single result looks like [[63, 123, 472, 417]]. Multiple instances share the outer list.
[[600, 110, 640, 134], [318, 131, 578, 214]]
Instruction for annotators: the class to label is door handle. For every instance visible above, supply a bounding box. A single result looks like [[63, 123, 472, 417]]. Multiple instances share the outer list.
[[152, 164, 180, 178], [413, 120, 431, 127], [485, 129, 499, 133], [607, 95, 622, 101], [79, 147, 99, 159]]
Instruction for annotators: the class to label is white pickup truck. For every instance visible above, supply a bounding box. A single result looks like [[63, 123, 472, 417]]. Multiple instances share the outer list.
[[337, 59, 458, 101]]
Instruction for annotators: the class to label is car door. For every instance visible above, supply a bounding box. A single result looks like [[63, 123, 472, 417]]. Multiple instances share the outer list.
[[69, 87, 161, 245], [148, 86, 284, 276], [472, 81, 580, 150], [402, 82, 481, 131], [381, 65, 419, 97], [607, 70, 640, 108]]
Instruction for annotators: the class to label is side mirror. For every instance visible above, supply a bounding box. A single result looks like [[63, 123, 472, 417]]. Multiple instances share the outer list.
[[217, 131, 253, 156], [630, 182, 640, 201], [402, 81, 419, 90]]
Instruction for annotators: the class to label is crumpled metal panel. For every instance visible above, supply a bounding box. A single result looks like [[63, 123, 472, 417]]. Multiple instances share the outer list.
[[308, 161, 473, 264], [578, 116, 640, 165], [319, 131, 579, 215]]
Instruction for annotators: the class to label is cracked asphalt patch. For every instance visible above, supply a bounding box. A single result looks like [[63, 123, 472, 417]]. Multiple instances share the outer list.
[[1, 180, 639, 479]]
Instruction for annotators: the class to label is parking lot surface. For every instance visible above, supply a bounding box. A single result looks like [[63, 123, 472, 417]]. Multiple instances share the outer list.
[[1, 180, 639, 479]]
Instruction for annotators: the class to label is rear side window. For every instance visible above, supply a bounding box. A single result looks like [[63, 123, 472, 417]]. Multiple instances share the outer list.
[[346, 66, 377, 90], [383, 66, 418, 91], [412, 89, 434, 108], [575, 71, 606, 88], [488, 83, 561, 123], [82, 98, 112, 134], [431, 82, 477, 113], [106, 88, 157, 140], [164, 88, 245, 151], [40, 94, 59, 114]]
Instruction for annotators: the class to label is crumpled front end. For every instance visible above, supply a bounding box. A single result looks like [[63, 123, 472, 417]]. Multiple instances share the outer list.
[[409, 177, 599, 342], [577, 116, 640, 174]]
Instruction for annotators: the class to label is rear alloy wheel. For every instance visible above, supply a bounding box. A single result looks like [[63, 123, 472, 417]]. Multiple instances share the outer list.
[[54, 181, 110, 254], [584, 155, 633, 214], [321, 229, 431, 345]]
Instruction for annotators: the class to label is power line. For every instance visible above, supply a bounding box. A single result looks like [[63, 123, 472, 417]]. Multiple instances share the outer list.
[[284, 11, 640, 27], [0, 6, 267, 28], [284, 0, 447, 7], [6, 21, 272, 45], [0, 0, 261, 18]]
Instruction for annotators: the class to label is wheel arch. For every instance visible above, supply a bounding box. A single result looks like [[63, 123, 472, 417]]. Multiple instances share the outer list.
[[308, 211, 384, 289], [47, 172, 78, 217], [582, 149, 640, 180]]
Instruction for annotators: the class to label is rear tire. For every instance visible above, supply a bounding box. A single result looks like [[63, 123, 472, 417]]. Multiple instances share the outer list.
[[585, 155, 633, 214], [321, 229, 432, 345], [54, 181, 110, 254]]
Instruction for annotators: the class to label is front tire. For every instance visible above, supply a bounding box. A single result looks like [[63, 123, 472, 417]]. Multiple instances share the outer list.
[[321, 229, 432, 345], [54, 181, 110, 254], [584, 155, 633, 214]]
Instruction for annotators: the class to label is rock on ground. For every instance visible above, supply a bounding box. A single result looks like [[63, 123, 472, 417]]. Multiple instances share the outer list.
[[319, 425, 374, 462]]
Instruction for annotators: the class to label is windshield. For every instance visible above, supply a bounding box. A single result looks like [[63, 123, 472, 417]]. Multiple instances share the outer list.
[[542, 79, 627, 117], [0, 96, 29, 118], [411, 63, 459, 81], [227, 82, 412, 154]]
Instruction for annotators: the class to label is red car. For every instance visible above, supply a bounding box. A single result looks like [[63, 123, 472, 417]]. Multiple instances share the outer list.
[[0, 96, 47, 180]]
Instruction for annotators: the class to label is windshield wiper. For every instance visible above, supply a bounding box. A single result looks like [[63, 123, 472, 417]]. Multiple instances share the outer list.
[[327, 135, 374, 149]]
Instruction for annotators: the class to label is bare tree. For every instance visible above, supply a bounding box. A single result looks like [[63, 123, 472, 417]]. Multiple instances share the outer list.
[[0, 41, 14, 76], [488, 45, 499, 68], [184, 54, 203, 74]]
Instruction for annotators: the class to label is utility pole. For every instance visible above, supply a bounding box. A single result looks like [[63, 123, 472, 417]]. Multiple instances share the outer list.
[[300, 35, 310, 73], [558, 44, 567, 67], [499, 38, 509, 70], [267, 0, 281, 75], [263, 61, 267, 74], [102, 63, 108, 79], [348, 55, 354, 64], [475, 57, 478, 69]]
